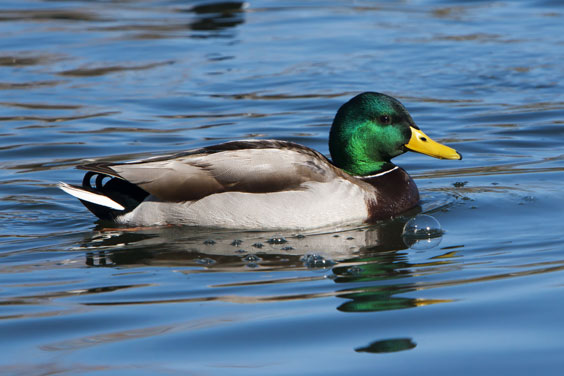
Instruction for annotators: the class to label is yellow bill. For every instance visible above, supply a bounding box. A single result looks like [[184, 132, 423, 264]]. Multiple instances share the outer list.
[[405, 127, 462, 160]]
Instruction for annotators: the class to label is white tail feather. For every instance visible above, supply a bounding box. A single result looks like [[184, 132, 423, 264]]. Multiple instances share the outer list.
[[58, 182, 125, 211]]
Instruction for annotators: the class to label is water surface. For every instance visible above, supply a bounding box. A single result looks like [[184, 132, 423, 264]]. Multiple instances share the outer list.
[[1, 1, 564, 375]]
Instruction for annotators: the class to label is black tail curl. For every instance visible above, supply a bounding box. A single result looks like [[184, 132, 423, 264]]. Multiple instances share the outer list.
[[80, 172, 149, 221]]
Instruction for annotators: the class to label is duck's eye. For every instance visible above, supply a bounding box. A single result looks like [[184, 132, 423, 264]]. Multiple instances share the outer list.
[[379, 115, 391, 124]]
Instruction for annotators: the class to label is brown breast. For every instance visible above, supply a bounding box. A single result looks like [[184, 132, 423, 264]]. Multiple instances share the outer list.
[[361, 166, 420, 222]]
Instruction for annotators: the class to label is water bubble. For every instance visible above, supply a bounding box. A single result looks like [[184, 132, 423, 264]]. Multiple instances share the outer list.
[[243, 254, 261, 262], [195, 257, 216, 265], [402, 215, 443, 250], [402, 214, 443, 238], [346, 266, 362, 275], [267, 237, 287, 244], [301, 254, 335, 269]]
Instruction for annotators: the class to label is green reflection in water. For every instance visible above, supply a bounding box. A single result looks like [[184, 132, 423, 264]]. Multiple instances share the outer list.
[[337, 286, 417, 313]]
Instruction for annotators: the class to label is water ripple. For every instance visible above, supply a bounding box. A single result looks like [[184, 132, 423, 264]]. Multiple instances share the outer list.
[[1, 0, 564, 373]]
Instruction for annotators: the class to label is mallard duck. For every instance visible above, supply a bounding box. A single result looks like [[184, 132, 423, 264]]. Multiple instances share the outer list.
[[59, 92, 461, 230]]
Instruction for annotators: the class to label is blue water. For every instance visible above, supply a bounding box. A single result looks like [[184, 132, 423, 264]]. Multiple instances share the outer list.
[[1, 1, 564, 374]]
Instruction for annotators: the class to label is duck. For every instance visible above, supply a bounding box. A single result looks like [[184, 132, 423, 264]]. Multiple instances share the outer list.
[[59, 92, 461, 230]]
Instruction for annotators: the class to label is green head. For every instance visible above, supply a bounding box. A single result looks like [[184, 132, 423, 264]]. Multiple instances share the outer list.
[[329, 92, 461, 176]]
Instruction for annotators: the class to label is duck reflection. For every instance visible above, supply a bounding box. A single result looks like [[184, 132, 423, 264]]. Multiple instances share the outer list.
[[82, 214, 451, 307], [83, 215, 413, 269], [80, 213, 452, 355]]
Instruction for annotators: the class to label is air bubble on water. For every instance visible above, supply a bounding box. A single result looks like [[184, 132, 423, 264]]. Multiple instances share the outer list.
[[195, 257, 216, 265], [402, 215, 444, 250], [301, 253, 335, 269], [346, 266, 362, 275], [267, 237, 287, 244], [402, 215, 443, 238], [243, 254, 261, 262]]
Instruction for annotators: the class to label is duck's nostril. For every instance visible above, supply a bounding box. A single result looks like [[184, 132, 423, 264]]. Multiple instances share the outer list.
[[420, 137, 427, 142]]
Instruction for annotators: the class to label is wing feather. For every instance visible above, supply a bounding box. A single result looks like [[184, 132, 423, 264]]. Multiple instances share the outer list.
[[77, 140, 341, 202]]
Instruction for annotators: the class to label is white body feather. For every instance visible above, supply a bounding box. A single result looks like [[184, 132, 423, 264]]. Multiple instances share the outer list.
[[116, 179, 369, 230]]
